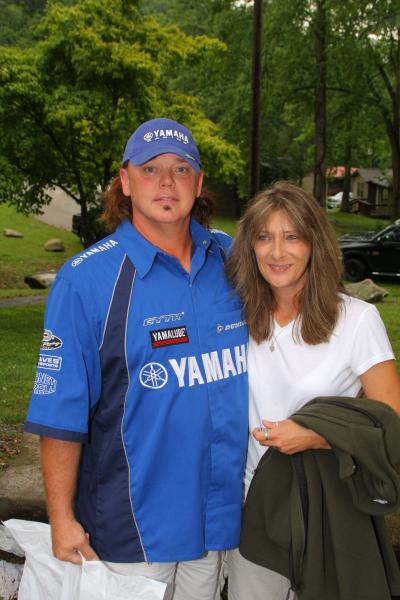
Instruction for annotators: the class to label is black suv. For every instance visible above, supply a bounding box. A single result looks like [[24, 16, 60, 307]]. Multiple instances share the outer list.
[[339, 219, 400, 282]]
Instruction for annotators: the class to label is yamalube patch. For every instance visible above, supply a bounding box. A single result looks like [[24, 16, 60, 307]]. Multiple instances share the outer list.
[[150, 326, 189, 348]]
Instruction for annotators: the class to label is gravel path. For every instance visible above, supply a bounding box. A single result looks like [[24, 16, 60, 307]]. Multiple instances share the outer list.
[[0, 296, 47, 308]]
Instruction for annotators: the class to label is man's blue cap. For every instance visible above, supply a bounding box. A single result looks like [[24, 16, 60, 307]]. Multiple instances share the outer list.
[[122, 118, 202, 172]]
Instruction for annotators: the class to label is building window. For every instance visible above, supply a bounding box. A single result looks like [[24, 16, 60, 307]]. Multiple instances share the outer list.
[[357, 182, 365, 198], [375, 187, 383, 206]]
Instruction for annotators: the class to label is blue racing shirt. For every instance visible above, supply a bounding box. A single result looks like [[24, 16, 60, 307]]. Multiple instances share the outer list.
[[25, 218, 248, 563]]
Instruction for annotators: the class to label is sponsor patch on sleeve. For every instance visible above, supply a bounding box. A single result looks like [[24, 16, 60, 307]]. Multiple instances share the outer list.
[[34, 372, 57, 395], [41, 329, 63, 350], [38, 354, 62, 372], [150, 326, 189, 349]]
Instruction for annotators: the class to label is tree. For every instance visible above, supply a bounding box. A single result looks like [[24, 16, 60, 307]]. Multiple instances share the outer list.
[[361, 5, 400, 217], [140, 0, 398, 214], [0, 0, 243, 244]]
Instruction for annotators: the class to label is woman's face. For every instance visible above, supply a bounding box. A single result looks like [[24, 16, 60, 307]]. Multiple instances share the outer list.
[[253, 209, 311, 298]]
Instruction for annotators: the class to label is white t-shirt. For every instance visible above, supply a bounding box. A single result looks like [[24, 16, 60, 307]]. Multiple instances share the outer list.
[[245, 293, 395, 493]]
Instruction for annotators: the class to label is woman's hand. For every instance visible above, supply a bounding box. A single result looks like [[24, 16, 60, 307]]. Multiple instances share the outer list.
[[252, 419, 331, 455]]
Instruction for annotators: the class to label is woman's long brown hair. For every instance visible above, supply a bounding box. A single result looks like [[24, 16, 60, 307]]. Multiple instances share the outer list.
[[226, 181, 345, 345]]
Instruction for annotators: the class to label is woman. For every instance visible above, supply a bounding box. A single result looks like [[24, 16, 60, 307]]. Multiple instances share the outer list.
[[226, 181, 400, 600]]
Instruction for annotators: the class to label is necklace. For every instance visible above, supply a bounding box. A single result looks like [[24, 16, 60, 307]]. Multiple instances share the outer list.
[[269, 327, 286, 352]]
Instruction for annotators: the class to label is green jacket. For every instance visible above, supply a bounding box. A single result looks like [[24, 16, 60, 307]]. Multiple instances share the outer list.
[[240, 397, 400, 600]]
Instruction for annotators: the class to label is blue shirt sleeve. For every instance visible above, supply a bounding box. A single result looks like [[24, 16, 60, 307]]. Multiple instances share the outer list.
[[25, 276, 102, 442]]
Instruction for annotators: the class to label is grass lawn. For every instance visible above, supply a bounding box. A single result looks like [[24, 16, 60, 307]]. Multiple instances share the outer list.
[[0, 203, 82, 290], [326, 208, 389, 236], [0, 304, 43, 423]]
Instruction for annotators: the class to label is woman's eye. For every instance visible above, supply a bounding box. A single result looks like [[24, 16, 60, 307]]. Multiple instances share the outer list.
[[286, 234, 299, 240], [257, 233, 270, 241]]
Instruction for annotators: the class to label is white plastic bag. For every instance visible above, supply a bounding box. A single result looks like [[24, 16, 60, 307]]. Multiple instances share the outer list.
[[2, 519, 167, 600]]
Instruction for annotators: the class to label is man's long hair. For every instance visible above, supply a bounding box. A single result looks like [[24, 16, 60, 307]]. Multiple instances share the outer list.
[[226, 181, 345, 345]]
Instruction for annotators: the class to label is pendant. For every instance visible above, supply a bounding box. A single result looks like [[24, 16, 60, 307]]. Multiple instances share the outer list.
[[270, 343, 275, 352]]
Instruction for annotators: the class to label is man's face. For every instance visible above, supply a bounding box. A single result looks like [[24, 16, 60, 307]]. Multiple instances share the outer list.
[[120, 153, 203, 232]]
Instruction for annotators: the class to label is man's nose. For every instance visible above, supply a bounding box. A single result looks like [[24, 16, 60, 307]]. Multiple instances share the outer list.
[[159, 169, 174, 187]]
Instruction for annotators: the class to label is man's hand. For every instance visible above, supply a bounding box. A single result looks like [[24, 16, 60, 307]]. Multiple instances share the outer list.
[[252, 419, 331, 455], [40, 437, 99, 564], [51, 516, 99, 564]]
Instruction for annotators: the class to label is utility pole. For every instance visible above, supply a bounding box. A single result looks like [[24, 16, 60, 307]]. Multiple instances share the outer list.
[[249, 0, 263, 197]]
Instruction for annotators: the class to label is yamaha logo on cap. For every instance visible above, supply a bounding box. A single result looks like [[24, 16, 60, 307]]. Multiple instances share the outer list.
[[142, 127, 189, 145]]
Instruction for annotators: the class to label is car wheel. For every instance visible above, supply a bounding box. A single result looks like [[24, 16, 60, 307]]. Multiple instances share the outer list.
[[343, 258, 367, 282]]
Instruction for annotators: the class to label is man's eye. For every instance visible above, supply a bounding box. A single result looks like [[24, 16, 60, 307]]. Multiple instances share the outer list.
[[176, 166, 188, 173], [143, 166, 156, 174]]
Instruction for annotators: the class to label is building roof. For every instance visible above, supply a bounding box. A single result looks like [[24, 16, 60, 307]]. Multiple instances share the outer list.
[[326, 166, 358, 178], [356, 168, 392, 188], [326, 166, 392, 188]]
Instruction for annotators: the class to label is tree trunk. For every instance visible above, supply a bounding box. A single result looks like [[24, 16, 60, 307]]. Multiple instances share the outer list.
[[388, 126, 400, 218], [341, 134, 352, 213], [312, 0, 327, 207], [370, 28, 400, 217], [249, 0, 263, 197], [392, 28, 400, 217]]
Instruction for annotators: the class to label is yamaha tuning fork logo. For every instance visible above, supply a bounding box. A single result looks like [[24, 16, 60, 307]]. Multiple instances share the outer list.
[[139, 363, 168, 389]]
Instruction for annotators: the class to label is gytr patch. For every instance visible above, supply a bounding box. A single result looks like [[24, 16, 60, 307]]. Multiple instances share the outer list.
[[41, 329, 63, 350], [150, 326, 189, 348], [38, 354, 62, 372], [34, 372, 57, 395]]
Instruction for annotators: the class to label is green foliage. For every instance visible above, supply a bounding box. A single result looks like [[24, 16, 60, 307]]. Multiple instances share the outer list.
[[0, 0, 46, 47], [0, 0, 243, 244], [143, 0, 253, 196], [1, 0, 399, 223]]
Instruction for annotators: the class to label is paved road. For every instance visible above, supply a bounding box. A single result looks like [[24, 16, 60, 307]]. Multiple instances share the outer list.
[[33, 187, 78, 230]]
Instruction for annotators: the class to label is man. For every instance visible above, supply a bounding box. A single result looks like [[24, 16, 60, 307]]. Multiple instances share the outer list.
[[25, 118, 248, 599]]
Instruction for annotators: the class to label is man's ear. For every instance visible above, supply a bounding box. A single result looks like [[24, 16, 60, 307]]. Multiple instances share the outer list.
[[196, 171, 204, 197], [120, 167, 130, 197]]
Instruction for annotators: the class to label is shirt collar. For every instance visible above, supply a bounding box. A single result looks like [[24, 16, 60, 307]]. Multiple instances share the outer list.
[[114, 218, 214, 278]]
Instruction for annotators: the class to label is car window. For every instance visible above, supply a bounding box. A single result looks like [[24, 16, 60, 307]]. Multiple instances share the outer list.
[[379, 227, 400, 242]]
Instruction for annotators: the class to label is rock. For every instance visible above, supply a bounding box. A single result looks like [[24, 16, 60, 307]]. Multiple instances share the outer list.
[[3, 229, 24, 238], [345, 278, 389, 303], [43, 238, 65, 252], [24, 272, 56, 289]]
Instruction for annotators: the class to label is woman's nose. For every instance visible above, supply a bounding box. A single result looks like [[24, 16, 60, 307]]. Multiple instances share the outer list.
[[270, 238, 286, 259]]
